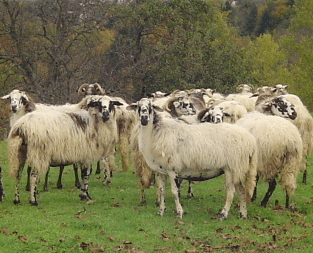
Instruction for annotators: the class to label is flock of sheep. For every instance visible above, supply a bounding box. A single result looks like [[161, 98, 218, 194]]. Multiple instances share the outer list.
[[0, 82, 312, 220]]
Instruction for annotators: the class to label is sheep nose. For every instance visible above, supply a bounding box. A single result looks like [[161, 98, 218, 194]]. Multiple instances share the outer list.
[[141, 116, 149, 126], [102, 111, 110, 121], [289, 111, 297, 120], [11, 105, 17, 113]]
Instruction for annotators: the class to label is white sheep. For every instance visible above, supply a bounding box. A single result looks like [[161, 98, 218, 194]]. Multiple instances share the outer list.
[[7, 95, 122, 205], [256, 92, 313, 184], [236, 111, 303, 208], [1, 89, 81, 190], [127, 98, 258, 219]]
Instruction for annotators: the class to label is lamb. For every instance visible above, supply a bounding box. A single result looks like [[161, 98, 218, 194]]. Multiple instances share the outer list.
[[236, 111, 303, 208], [7, 95, 122, 205], [1, 89, 81, 190], [127, 98, 258, 219]]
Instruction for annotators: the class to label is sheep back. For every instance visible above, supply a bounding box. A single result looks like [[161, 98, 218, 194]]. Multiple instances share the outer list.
[[236, 112, 303, 196]]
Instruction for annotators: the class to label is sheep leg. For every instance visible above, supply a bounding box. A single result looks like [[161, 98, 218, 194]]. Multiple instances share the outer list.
[[95, 161, 101, 175], [219, 173, 235, 220], [101, 157, 111, 186], [43, 167, 50, 192], [260, 178, 277, 207], [174, 178, 182, 199], [73, 164, 81, 189], [79, 166, 92, 200], [14, 165, 24, 204], [187, 180, 194, 198], [139, 188, 147, 206], [302, 169, 307, 184], [168, 171, 184, 218], [25, 165, 31, 191], [29, 170, 39, 206], [251, 174, 259, 202], [56, 166, 65, 189], [285, 192, 290, 209], [235, 183, 247, 219], [156, 173, 167, 216]]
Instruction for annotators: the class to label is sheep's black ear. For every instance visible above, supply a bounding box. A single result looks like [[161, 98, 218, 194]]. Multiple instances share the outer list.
[[126, 103, 137, 111], [147, 93, 155, 98], [250, 93, 258, 98], [111, 101, 124, 107]]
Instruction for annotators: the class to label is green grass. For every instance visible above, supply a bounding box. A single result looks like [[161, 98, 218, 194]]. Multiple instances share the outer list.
[[1, 140, 313, 252]]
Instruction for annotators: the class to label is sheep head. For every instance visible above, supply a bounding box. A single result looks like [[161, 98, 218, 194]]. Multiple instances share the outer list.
[[258, 96, 297, 120], [198, 106, 229, 124], [164, 96, 196, 116], [127, 98, 163, 126], [78, 83, 106, 96], [86, 95, 123, 122], [1, 89, 35, 113]]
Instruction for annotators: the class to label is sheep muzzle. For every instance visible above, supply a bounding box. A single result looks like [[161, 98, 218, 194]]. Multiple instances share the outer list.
[[141, 116, 149, 126]]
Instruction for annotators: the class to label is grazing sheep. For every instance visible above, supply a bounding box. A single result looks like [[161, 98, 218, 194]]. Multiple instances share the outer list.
[[0, 166, 4, 201], [236, 111, 303, 208], [7, 95, 122, 205], [1, 89, 81, 190], [127, 98, 258, 219]]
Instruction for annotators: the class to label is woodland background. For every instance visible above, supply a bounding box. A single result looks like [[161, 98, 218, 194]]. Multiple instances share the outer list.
[[0, 0, 312, 137]]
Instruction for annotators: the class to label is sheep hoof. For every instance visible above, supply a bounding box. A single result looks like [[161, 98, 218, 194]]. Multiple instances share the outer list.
[[57, 184, 63, 190], [75, 183, 81, 189], [158, 208, 165, 216], [239, 213, 247, 219], [29, 200, 38, 206], [79, 194, 92, 201], [13, 200, 20, 205], [218, 213, 227, 221], [187, 193, 194, 199], [175, 211, 183, 218], [25, 186, 30, 192], [139, 200, 147, 206]]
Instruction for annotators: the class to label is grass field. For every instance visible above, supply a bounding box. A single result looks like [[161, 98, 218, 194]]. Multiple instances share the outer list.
[[0, 140, 313, 252]]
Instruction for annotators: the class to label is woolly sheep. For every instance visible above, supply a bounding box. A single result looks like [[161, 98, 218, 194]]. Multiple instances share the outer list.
[[256, 92, 313, 184], [236, 112, 303, 208], [1, 89, 81, 190], [7, 95, 122, 205], [127, 98, 258, 219]]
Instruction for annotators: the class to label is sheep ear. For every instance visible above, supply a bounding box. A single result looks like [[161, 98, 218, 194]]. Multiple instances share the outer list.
[[223, 110, 230, 117], [111, 101, 124, 107], [126, 103, 138, 111], [1, 94, 10, 99], [147, 93, 155, 98]]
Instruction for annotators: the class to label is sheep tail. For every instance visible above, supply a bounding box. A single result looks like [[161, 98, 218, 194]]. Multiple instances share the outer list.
[[8, 135, 25, 179], [244, 150, 258, 203]]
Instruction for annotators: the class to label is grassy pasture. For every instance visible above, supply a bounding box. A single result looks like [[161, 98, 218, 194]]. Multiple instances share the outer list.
[[0, 140, 313, 252]]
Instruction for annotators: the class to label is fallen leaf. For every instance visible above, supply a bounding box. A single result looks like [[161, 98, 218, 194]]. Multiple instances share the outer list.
[[89, 246, 105, 252], [107, 237, 115, 241], [87, 199, 96, 205], [0, 228, 11, 235], [80, 242, 90, 249], [111, 203, 121, 207], [18, 235, 28, 243]]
